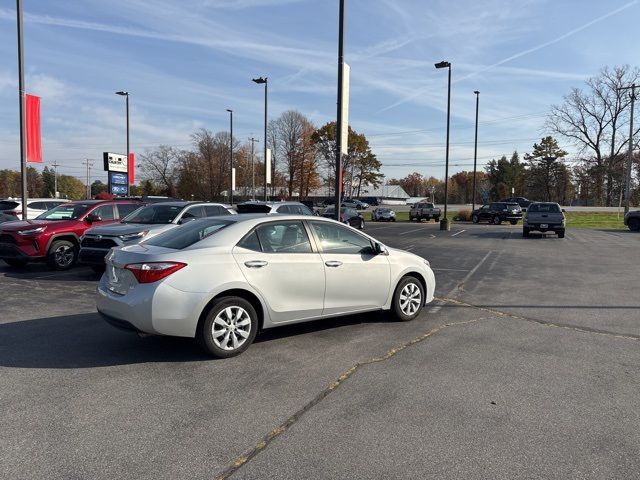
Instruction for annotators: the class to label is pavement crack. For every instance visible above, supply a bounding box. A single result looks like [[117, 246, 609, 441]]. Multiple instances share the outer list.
[[213, 318, 481, 480], [436, 296, 640, 342]]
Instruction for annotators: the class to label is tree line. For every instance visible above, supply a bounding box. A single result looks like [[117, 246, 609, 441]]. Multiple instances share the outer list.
[[138, 111, 384, 202]]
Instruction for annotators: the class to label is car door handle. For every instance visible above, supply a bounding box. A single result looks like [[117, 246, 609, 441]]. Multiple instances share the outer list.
[[244, 260, 268, 268], [325, 260, 343, 267]]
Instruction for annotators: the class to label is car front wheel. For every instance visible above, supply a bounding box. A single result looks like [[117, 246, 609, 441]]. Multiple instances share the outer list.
[[493, 215, 502, 225], [391, 276, 424, 322], [629, 218, 640, 231], [359, 219, 365, 230], [510, 220, 518, 225], [198, 296, 258, 358], [47, 239, 77, 270], [472, 214, 479, 223]]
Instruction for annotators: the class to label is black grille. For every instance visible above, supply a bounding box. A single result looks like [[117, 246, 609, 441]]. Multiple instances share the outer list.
[[81, 237, 117, 249], [0, 234, 16, 245]]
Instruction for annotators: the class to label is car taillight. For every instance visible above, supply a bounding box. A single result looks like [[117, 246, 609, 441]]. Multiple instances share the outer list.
[[124, 262, 186, 283]]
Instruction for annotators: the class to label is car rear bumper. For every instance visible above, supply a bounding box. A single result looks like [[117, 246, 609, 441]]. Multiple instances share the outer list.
[[525, 224, 564, 232]]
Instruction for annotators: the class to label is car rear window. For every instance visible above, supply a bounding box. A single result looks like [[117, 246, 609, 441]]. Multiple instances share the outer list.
[[0, 201, 19, 210], [144, 218, 233, 249], [528, 204, 560, 213], [237, 204, 271, 214]]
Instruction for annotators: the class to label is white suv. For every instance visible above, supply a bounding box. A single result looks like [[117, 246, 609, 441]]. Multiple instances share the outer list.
[[0, 198, 71, 219]]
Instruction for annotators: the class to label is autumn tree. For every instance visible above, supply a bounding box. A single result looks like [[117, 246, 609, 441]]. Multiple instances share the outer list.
[[139, 145, 180, 197]]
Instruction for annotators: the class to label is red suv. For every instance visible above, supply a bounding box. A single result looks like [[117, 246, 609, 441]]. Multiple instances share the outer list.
[[0, 200, 142, 270]]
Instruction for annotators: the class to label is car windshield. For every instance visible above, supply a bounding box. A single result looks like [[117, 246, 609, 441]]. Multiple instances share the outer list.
[[378, 208, 391, 213], [122, 204, 184, 224], [144, 218, 233, 249], [35, 203, 93, 220], [528, 203, 561, 213]]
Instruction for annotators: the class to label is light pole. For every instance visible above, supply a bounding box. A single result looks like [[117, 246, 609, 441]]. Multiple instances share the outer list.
[[618, 84, 636, 214], [334, 0, 346, 221], [115, 91, 130, 195], [472, 90, 480, 213], [16, 0, 28, 219], [435, 60, 452, 231], [227, 109, 233, 205], [252, 77, 268, 201], [249, 137, 259, 201]]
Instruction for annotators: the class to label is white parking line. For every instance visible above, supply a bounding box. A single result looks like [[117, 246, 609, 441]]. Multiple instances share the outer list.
[[451, 229, 466, 237], [429, 250, 493, 314], [404, 244, 415, 251], [399, 227, 428, 236], [432, 267, 470, 272]]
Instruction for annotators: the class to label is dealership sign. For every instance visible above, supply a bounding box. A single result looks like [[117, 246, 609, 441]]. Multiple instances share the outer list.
[[103, 152, 128, 173]]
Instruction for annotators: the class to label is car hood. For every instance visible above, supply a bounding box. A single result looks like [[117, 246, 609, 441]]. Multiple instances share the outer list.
[[85, 222, 173, 236], [0, 218, 79, 231]]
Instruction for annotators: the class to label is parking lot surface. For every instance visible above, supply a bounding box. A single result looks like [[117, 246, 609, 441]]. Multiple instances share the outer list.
[[1, 223, 639, 479]]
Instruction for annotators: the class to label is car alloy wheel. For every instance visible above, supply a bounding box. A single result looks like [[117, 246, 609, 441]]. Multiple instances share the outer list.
[[472, 214, 479, 223], [199, 296, 258, 358], [392, 276, 424, 321], [493, 216, 501, 225], [359, 219, 365, 230], [47, 239, 77, 270]]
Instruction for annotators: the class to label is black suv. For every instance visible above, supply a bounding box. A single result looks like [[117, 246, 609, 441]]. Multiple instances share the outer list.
[[624, 210, 640, 231], [472, 202, 523, 225], [501, 197, 532, 210]]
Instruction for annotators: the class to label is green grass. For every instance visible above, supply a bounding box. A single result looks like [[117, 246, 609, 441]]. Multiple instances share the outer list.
[[363, 210, 627, 230], [564, 212, 627, 230]]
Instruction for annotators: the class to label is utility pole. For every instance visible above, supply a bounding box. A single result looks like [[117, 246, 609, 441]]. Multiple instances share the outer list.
[[16, 0, 28, 219], [82, 159, 93, 199], [51, 160, 60, 197], [227, 109, 233, 205], [249, 137, 259, 201], [472, 91, 480, 212], [619, 84, 637, 214]]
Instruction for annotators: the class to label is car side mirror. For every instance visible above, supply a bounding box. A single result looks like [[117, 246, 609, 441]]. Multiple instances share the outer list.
[[179, 216, 195, 225], [374, 243, 387, 255], [85, 213, 101, 224]]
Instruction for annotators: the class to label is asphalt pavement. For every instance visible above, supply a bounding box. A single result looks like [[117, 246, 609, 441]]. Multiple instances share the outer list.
[[1, 222, 639, 479]]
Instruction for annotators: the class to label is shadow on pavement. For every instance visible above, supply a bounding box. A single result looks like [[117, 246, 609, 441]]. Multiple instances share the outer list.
[[1, 264, 101, 282], [0, 311, 389, 369]]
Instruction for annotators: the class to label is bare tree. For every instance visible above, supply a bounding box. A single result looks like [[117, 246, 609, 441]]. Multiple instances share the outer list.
[[547, 65, 640, 205], [139, 145, 179, 196]]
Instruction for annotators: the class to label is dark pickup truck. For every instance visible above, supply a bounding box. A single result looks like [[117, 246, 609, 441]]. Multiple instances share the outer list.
[[409, 202, 441, 222]]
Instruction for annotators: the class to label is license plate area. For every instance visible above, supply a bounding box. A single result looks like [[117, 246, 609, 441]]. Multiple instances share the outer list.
[[107, 265, 133, 295]]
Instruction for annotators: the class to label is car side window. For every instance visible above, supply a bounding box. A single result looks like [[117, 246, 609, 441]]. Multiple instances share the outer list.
[[481, 205, 489, 210], [310, 221, 373, 255], [237, 230, 262, 252], [204, 205, 225, 216], [182, 206, 205, 220], [254, 221, 312, 253], [28, 201, 47, 210], [299, 205, 313, 215], [116, 203, 141, 219], [276, 205, 291, 214], [93, 205, 115, 220]]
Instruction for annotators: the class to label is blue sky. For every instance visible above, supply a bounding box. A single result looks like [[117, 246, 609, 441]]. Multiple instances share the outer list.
[[0, 0, 639, 185]]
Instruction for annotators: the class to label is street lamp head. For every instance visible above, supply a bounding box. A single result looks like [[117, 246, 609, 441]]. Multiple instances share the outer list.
[[474, 90, 480, 95], [226, 109, 233, 113], [252, 77, 267, 84], [434, 61, 450, 69], [115, 91, 129, 96]]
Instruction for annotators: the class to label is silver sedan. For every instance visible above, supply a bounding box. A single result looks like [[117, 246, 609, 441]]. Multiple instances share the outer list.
[[97, 215, 436, 358]]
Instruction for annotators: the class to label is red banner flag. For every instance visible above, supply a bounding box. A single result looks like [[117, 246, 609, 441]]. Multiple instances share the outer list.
[[128, 153, 135, 184], [26, 94, 42, 163]]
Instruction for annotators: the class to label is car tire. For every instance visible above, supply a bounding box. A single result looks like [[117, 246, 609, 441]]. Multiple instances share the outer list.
[[523, 227, 530, 238], [392, 218, 396, 222], [510, 220, 518, 225], [3, 258, 28, 267], [434, 217, 440, 222], [198, 296, 258, 358], [391, 276, 424, 322], [493, 215, 502, 225], [472, 214, 479, 224], [46, 239, 77, 270], [359, 219, 365, 230], [629, 218, 640, 231], [557, 230, 565, 239]]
